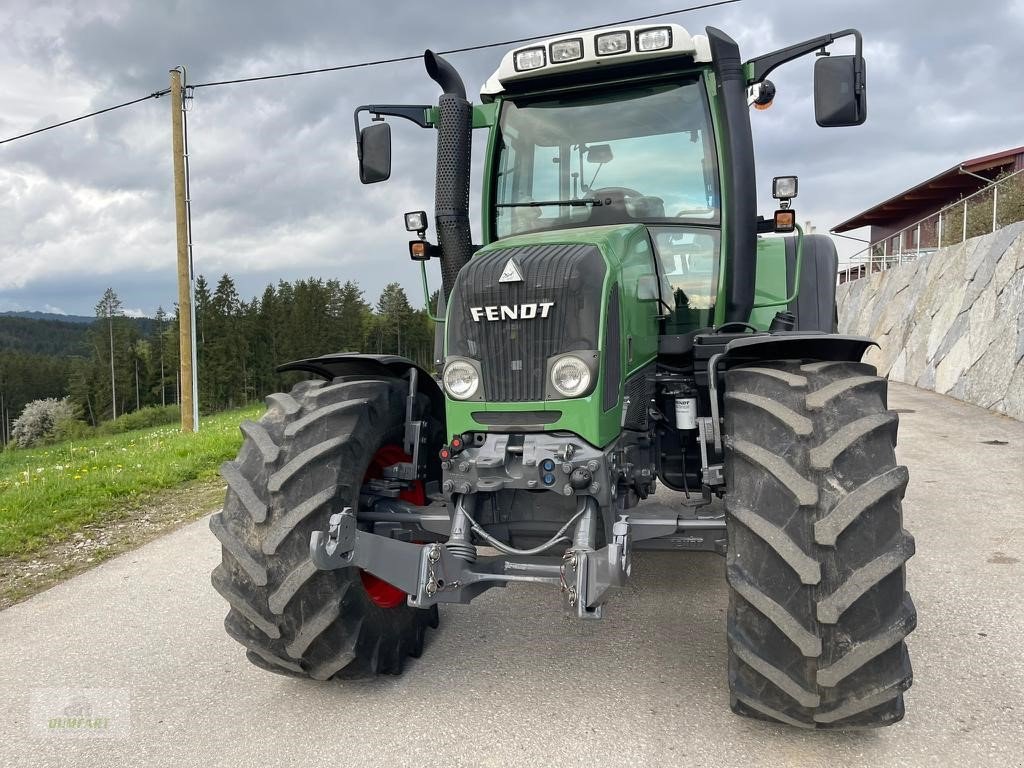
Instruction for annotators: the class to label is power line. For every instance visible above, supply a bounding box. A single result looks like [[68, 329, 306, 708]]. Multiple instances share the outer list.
[[0, 89, 170, 146], [190, 0, 741, 89], [0, 0, 740, 146]]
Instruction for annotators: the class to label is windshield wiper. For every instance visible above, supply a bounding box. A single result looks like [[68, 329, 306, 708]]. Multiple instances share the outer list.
[[494, 198, 604, 208]]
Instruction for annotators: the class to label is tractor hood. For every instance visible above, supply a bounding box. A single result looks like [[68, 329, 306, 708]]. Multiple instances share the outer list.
[[443, 223, 660, 448]]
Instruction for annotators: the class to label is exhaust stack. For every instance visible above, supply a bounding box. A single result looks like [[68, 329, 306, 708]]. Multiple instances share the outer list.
[[424, 50, 474, 301]]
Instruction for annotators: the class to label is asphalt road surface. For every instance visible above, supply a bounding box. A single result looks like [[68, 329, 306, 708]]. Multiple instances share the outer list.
[[2, 383, 1022, 768]]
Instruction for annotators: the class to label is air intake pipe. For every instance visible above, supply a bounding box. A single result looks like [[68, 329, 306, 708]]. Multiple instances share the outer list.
[[706, 28, 757, 324], [424, 50, 474, 302]]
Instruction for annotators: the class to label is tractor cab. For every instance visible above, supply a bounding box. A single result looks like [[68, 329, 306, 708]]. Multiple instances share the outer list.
[[481, 25, 723, 342]]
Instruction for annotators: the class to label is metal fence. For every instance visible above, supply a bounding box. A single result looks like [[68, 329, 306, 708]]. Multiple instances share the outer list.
[[836, 167, 1024, 283]]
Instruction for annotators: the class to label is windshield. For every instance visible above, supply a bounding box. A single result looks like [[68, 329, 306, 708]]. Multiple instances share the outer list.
[[494, 80, 719, 238]]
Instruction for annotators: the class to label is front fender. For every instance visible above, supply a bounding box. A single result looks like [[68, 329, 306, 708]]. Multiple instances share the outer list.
[[722, 332, 877, 366], [277, 353, 445, 419]]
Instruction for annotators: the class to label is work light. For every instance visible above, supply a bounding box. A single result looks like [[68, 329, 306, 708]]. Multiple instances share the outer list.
[[595, 31, 629, 56], [550, 38, 583, 63], [514, 47, 546, 71], [636, 27, 672, 52], [404, 210, 427, 232], [772, 176, 799, 200]]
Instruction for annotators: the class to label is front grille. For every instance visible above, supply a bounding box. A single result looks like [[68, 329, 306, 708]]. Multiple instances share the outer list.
[[447, 243, 606, 402]]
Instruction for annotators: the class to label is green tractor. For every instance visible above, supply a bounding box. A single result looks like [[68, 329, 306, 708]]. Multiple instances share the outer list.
[[211, 22, 915, 729]]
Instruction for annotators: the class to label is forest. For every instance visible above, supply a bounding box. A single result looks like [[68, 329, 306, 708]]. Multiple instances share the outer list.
[[0, 275, 436, 442]]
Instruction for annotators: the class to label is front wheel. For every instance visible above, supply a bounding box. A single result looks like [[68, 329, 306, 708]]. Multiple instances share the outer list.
[[723, 360, 916, 728], [210, 376, 439, 680]]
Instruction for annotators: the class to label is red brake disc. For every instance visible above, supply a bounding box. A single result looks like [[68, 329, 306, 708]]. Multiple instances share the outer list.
[[358, 444, 425, 608]]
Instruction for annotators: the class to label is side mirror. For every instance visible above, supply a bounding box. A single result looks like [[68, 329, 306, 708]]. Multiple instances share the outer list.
[[358, 122, 392, 184], [636, 274, 660, 301], [814, 54, 867, 127]]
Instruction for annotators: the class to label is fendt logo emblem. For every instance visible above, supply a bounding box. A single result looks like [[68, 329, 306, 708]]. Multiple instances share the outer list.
[[470, 302, 555, 322], [498, 258, 524, 283]]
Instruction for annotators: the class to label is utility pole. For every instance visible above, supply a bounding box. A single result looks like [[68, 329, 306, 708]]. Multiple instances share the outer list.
[[170, 68, 197, 433], [108, 303, 117, 420]]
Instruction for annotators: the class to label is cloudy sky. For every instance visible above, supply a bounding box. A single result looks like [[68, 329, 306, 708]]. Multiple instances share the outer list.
[[1, 0, 1021, 317]]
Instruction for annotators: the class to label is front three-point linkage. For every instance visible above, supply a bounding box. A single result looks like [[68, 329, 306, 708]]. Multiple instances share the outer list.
[[309, 497, 638, 617]]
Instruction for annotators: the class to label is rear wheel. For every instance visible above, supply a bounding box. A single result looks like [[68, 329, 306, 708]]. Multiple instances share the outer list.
[[210, 376, 439, 679], [723, 360, 916, 728]]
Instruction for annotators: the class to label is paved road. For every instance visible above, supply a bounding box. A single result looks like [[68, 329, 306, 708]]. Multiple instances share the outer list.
[[1, 383, 1022, 768]]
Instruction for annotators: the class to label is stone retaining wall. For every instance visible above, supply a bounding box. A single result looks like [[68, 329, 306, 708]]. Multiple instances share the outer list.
[[836, 221, 1024, 420]]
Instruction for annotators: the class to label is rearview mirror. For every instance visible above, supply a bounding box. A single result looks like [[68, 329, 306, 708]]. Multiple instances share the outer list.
[[586, 144, 613, 164], [814, 55, 867, 127], [358, 122, 392, 184]]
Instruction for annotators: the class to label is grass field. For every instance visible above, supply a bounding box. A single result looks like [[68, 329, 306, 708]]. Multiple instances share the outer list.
[[0, 404, 264, 558]]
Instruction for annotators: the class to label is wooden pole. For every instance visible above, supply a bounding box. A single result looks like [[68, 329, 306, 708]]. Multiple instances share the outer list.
[[170, 69, 196, 433], [108, 308, 117, 420]]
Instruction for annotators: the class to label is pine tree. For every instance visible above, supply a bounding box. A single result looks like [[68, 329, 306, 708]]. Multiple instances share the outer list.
[[376, 282, 413, 357], [152, 306, 169, 406], [94, 288, 124, 420], [337, 280, 372, 352]]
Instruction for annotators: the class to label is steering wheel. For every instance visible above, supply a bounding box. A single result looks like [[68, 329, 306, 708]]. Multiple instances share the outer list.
[[591, 186, 643, 199], [715, 322, 759, 334]]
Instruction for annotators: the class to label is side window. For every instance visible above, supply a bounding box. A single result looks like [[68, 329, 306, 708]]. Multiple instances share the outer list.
[[621, 236, 659, 300], [650, 228, 720, 333]]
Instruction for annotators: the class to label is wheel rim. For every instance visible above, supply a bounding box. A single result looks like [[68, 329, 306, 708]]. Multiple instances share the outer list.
[[359, 444, 425, 609]]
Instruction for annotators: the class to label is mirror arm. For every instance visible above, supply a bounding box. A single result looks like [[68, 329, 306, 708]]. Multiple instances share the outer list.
[[353, 104, 434, 161], [745, 29, 862, 86], [353, 104, 433, 134]]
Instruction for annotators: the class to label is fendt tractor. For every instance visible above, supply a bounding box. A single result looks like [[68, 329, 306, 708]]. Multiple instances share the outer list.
[[211, 21, 917, 729]]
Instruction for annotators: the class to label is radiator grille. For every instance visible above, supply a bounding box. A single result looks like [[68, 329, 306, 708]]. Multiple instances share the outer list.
[[446, 244, 606, 402]]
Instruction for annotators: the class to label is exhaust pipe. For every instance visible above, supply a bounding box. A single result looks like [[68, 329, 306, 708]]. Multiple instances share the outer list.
[[706, 28, 757, 324], [424, 50, 474, 301]]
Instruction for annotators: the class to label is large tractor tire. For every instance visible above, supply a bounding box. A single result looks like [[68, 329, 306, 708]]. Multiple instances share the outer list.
[[210, 376, 439, 680], [723, 360, 916, 728]]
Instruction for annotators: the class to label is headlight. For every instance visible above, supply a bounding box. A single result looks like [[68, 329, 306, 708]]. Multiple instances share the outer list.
[[595, 31, 629, 56], [550, 355, 592, 398], [636, 27, 672, 52], [443, 360, 480, 400], [550, 38, 583, 63]]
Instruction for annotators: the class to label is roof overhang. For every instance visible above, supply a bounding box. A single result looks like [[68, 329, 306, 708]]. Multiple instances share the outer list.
[[833, 145, 1024, 232]]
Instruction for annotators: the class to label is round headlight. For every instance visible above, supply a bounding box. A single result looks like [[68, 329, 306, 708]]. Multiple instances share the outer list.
[[550, 355, 591, 398], [443, 360, 480, 400]]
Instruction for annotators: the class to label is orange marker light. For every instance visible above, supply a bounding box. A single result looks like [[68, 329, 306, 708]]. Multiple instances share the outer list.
[[774, 209, 796, 233]]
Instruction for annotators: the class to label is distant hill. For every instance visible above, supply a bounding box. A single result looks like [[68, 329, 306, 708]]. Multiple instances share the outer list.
[[0, 311, 96, 324], [0, 314, 158, 357], [0, 316, 90, 357]]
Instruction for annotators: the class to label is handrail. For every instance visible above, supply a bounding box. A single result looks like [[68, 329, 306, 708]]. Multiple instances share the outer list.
[[420, 261, 445, 323]]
